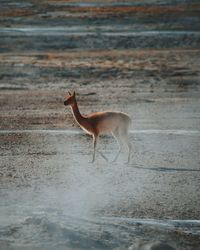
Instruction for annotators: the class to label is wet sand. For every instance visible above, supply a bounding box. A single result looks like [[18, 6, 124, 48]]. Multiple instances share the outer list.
[[0, 1, 200, 249]]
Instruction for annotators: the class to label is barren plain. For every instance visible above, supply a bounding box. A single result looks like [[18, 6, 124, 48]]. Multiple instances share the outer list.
[[0, 1, 200, 249]]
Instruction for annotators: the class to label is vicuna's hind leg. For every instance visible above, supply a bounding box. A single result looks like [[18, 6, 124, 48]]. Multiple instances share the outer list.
[[115, 125, 132, 163], [120, 127, 132, 163], [123, 134, 132, 163], [112, 128, 123, 162]]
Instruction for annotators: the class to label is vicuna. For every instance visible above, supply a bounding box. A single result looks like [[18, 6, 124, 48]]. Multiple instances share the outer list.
[[64, 91, 132, 163]]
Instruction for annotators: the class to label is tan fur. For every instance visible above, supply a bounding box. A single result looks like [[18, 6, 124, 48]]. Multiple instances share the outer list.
[[64, 91, 132, 163]]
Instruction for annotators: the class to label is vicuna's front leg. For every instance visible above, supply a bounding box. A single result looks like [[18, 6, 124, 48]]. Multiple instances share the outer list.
[[91, 134, 98, 163]]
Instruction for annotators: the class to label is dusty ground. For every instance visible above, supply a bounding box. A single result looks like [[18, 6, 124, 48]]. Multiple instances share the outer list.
[[0, 1, 200, 249], [0, 48, 200, 249]]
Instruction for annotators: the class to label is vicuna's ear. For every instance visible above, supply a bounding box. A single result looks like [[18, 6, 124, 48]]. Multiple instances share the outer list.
[[73, 91, 76, 96], [68, 91, 71, 96]]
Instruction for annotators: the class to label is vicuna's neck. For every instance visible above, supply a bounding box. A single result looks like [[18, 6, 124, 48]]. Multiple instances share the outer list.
[[70, 99, 85, 126]]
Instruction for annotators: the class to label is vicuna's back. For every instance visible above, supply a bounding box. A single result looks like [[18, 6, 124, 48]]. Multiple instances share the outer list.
[[87, 111, 131, 135]]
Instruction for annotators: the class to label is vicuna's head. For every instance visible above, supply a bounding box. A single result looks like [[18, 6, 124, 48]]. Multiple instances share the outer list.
[[64, 91, 76, 106]]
